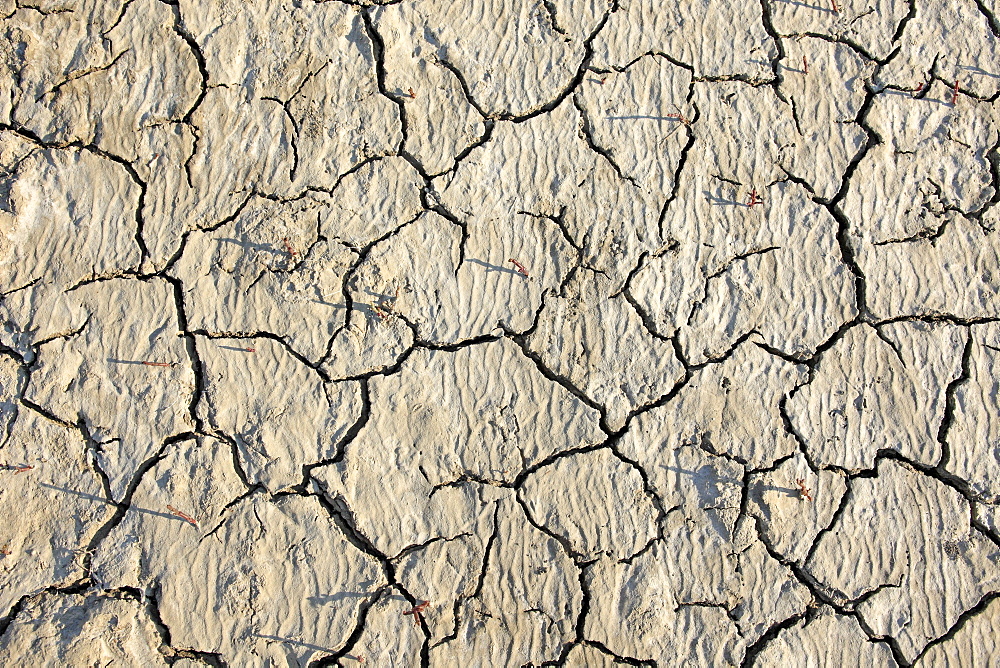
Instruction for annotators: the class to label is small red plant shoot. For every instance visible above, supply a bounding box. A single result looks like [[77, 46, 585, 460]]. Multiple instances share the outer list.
[[831, 0, 839, 12], [372, 286, 401, 322], [665, 103, 693, 128], [282, 238, 298, 258], [950, 80, 960, 105], [408, 87, 416, 99], [746, 189, 762, 209], [244, 347, 256, 353], [2, 463, 33, 474], [142, 361, 175, 368], [508, 258, 529, 276], [167, 505, 198, 527], [796, 479, 813, 502], [402, 600, 430, 626], [802, 56, 808, 75]]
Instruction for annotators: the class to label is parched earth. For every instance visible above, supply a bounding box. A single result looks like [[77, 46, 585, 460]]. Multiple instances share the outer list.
[[1, 0, 999, 666]]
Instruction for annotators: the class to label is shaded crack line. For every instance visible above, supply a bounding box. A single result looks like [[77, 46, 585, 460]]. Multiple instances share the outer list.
[[604, 444, 673, 558], [441, 0, 617, 123], [166, 1, 210, 189], [199, 486, 261, 543], [912, 590, 1000, 664], [691, 72, 778, 86], [431, 502, 501, 650], [975, 0, 1000, 39], [848, 448, 1000, 559], [746, 505, 911, 666], [431, 119, 495, 179], [687, 246, 781, 326], [740, 610, 808, 667], [0, 124, 152, 263], [171, 3, 209, 125], [656, 101, 698, 239], [297, 378, 370, 484], [210, 432, 256, 491], [157, 191, 253, 275], [412, 331, 504, 355], [572, 94, 636, 185], [801, 476, 855, 567], [260, 96, 300, 183], [936, 327, 974, 471], [891, 0, 918, 44], [783, 30, 879, 64], [309, 488, 426, 633], [428, 56, 491, 120], [191, 328, 331, 379], [789, 95, 804, 136], [850, 575, 907, 610], [391, 532, 474, 565], [76, 417, 117, 503], [0, 273, 41, 298], [776, 395, 822, 474], [419, 199, 469, 278], [617, 50, 693, 74], [819, 83, 880, 321], [429, 474, 513, 497], [613, 249, 650, 300], [540, 0, 570, 39], [620, 286, 678, 344], [331, 212, 423, 336], [872, 324, 907, 366], [758, 0, 788, 97], [505, 332, 610, 433], [70, 434, 197, 590], [570, 565, 592, 653], [546, 638, 654, 667], [101, 0, 137, 38], [870, 314, 1000, 328], [145, 583, 228, 666], [158, 276, 206, 432], [89, 145, 151, 263], [9, 1, 73, 18], [514, 442, 669, 564], [361, 9, 409, 157], [615, 330, 777, 433], [307, 585, 399, 668], [516, 206, 587, 298], [34, 49, 130, 102], [22, 314, 93, 364]]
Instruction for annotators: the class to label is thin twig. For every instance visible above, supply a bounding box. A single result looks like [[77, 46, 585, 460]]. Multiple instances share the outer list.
[[402, 600, 430, 626], [167, 505, 199, 527], [508, 258, 529, 276]]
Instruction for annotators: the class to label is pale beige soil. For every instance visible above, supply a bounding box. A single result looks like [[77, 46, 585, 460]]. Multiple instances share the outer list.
[[1, 0, 1000, 666]]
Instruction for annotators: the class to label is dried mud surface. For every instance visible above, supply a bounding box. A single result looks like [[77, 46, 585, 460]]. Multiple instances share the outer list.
[[1, 0, 1000, 666]]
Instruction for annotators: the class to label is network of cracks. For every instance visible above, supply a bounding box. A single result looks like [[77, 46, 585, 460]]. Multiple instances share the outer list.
[[1, 0, 1000, 665]]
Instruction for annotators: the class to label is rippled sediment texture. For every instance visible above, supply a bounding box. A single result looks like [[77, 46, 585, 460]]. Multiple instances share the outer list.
[[1, 0, 999, 665]]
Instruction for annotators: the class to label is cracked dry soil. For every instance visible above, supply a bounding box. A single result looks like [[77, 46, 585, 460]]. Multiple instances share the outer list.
[[0, 0, 999, 666]]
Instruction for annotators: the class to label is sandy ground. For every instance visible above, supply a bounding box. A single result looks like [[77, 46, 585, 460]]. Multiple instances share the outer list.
[[1, 0, 999, 666]]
